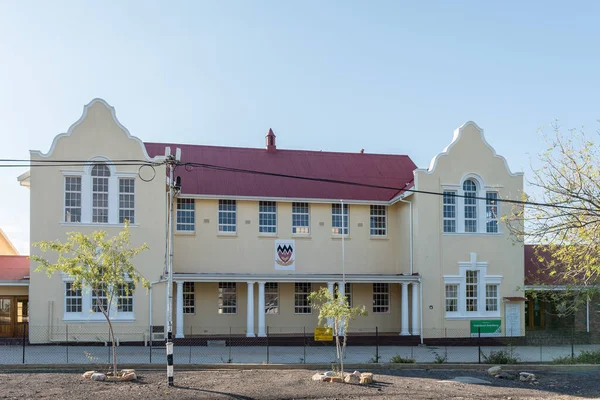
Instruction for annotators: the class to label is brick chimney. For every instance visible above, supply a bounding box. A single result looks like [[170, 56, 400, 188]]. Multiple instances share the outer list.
[[266, 128, 276, 152]]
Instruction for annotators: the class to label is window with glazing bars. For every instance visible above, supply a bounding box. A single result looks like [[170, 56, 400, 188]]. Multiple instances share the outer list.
[[486, 284, 498, 312], [65, 282, 82, 313], [370, 205, 387, 236], [443, 191, 456, 233], [117, 282, 134, 312], [466, 270, 478, 312], [372, 283, 390, 313], [91, 284, 108, 313], [183, 282, 195, 314], [292, 202, 310, 234], [463, 179, 477, 232], [119, 178, 135, 223], [218, 282, 237, 314], [445, 284, 458, 312], [294, 282, 312, 314], [176, 198, 195, 231], [64, 176, 82, 223], [331, 203, 349, 235], [335, 282, 352, 307], [486, 192, 499, 233], [265, 282, 279, 314], [218, 200, 237, 232], [259, 201, 277, 233], [92, 164, 110, 223]]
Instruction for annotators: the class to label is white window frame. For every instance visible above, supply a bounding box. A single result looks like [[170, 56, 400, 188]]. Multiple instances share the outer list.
[[265, 282, 279, 314], [91, 164, 110, 223], [443, 191, 457, 233], [441, 174, 502, 235], [183, 282, 195, 314], [372, 283, 390, 314], [335, 282, 352, 307], [64, 176, 82, 223], [217, 282, 237, 314], [370, 205, 387, 236], [218, 200, 237, 233], [485, 284, 499, 312], [65, 282, 82, 313], [61, 157, 137, 226], [445, 284, 458, 312], [259, 201, 277, 234], [176, 198, 196, 232], [118, 178, 135, 224], [443, 253, 502, 318], [292, 202, 310, 234], [294, 282, 312, 314], [486, 192, 499, 233], [61, 274, 135, 321], [331, 203, 349, 235]]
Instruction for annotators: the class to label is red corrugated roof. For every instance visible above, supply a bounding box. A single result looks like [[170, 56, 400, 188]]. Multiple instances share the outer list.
[[0, 255, 29, 282], [524, 245, 592, 286], [144, 142, 416, 201]]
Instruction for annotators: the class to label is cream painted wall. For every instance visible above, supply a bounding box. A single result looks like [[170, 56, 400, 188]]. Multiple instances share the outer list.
[[414, 122, 525, 336], [28, 100, 167, 343], [173, 201, 410, 275]]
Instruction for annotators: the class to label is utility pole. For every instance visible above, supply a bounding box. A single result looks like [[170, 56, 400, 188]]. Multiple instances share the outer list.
[[164, 146, 181, 386]]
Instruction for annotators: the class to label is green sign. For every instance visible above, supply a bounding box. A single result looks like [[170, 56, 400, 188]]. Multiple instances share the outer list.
[[470, 320, 501, 337]]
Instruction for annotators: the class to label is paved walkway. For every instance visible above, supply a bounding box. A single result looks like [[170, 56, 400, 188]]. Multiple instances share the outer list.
[[2, 343, 599, 365]]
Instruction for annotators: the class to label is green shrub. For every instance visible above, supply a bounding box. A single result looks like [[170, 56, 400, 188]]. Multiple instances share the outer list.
[[390, 354, 416, 363], [481, 346, 519, 364], [553, 349, 600, 365]]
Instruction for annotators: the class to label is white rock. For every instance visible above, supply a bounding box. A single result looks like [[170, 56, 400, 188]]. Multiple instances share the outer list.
[[82, 371, 95, 379], [312, 373, 326, 381], [519, 372, 536, 382], [487, 366, 502, 376], [91, 373, 106, 381], [345, 374, 361, 384], [323, 371, 335, 377]]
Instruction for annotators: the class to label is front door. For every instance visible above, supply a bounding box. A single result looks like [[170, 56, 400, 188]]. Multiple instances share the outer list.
[[0, 296, 28, 337], [525, 296, 545, 330]]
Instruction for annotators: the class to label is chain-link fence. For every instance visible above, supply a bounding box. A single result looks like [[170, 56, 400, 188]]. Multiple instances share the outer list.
[[2, 324, 599, 365]]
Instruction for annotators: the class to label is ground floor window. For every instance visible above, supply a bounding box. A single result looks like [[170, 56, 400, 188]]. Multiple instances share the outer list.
[[334, 282, 352, 306], [218, 282, 237, 314], [294, 282, 312, 314], [183, 282, 195, 314], [372, 283, 389, 313], [265, 282, 279, 314]]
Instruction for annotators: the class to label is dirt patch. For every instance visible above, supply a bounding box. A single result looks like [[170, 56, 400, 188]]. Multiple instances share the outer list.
[[0, 369, 598, 399]]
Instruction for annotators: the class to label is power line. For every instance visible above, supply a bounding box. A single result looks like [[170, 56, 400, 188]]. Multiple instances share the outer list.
[[182, 161, 595, 212]]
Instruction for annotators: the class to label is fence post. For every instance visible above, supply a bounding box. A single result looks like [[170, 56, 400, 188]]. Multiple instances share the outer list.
[[571, 325, 575, 362], [149, 325, 153, 364], [22, 322, 26, 364], [266, 326, 270, 364], [478, 327, 481, 364], [375, 326, 379, 363], [66, 325, 69, 364], [228, 327, 232, 363], [303, 326, 306, 364]]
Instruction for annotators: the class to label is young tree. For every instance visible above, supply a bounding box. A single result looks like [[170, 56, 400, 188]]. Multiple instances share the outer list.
[[308, 287, 366, 378], [31, 223, 149, 376], [506, 122, 600, 314]]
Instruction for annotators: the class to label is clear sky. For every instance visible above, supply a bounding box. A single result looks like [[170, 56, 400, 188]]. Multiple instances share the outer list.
[[1, 1, 599, 254]]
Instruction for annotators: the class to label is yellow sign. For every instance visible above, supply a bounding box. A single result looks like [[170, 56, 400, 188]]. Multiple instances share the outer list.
[[314, 328, 333, 341]]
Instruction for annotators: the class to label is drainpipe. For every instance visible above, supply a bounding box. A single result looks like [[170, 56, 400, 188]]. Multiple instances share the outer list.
[[419, 277, 423, 345]]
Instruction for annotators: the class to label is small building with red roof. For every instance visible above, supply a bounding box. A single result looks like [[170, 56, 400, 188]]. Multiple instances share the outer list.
[[0, 229, 29, 338]]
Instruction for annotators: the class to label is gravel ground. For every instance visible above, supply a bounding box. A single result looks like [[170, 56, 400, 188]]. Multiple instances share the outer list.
[[0, 369, 599, 399]]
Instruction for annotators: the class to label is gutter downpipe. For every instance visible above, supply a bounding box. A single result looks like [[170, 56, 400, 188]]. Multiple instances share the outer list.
[[399, 197, 421, 343]]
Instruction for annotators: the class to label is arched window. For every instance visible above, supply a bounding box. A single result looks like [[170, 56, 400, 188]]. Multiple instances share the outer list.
[[463, 179, 477, 232], [91, 163, 110, 223]]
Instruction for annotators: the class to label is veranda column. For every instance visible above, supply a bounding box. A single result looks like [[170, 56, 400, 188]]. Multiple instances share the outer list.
[[400, 282, 410, 336], [246, 282, 256, 337], [175, 281, 184, 338], [411, 282, 420, 336], [257, 282, 266, 337], [327, 282, 335, 330]]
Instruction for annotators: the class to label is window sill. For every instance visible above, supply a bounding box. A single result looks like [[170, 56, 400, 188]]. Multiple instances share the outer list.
[[292, 234, 312, 239], [370, 236, 389, 240], [175, 231, 196, 236], [442, 232, 503, 236], [258, 233, 278, 238], [217, 233, 238, 238], [444, 314, 501, 320], [331, 236, 351, 240], [61, 222, 139, 228]]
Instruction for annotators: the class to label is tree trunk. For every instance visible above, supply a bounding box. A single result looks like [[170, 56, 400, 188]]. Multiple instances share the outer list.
[[105, 314, 118, 376]]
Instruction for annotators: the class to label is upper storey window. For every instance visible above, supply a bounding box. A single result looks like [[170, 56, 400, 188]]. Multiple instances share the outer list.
[[442, 175, 499, 234], [62, 159, 136, 225]]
